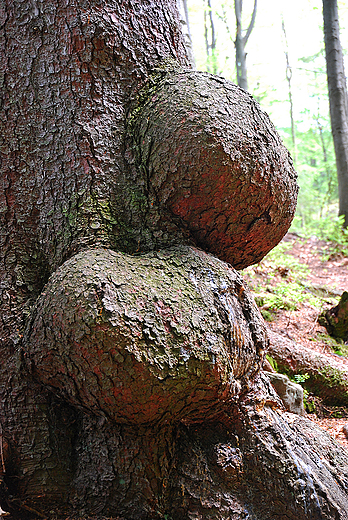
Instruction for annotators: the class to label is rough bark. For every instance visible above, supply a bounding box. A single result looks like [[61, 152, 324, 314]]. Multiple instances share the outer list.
[[267, 329, 348, 405], [0, 1, 189, 512], [323, 0, 348, 227], [25, 246, 267, 425], [1, 1, 347, 519], [165, 375, 348, 520], [128, 69, 298, 269], [319, 290, 348, 340]]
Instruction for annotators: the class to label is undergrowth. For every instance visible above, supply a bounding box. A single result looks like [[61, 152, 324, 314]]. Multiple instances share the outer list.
[[315, 332, 348, 357], [291, 214, 348, 260], [241, 241, 339, 322]]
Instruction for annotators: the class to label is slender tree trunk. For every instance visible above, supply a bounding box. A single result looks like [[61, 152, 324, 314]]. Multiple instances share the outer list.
[[323, 0, 348, 227], [177, 0, 195, 68], [234, 0, 257, 91], [204, 0, 217, 74], [234, 0, 248, 90], [282, 20, 297, 163], [316, 116, 334, 213]]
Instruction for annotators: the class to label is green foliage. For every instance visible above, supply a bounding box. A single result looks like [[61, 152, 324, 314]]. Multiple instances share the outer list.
[[291, 215, 348, 256], [289, 373, 312, 410], [266, 355, 278, 372], [260, 308, 275, 322], [266, 360, 313, 410], [281, 117, 340, 240], [303, 388, 311, 410], [245, 241, 327, 314], [316, 215, 348, 244], [261, 241, 308, 273], [279, 47, 341, 237], [305, 395, 316, 413], [255, 291, 296, 312], [319, 365, 348, 390], [316, 332, 348, 357], [294, 373, 310, 384]]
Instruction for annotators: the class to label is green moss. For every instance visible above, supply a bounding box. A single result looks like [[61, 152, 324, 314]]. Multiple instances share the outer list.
[[266, 355, 279, 372], [304, 397, 316, 413], [260, 309, 275, 322], [318, 365, 348, 390], [315, 331, 348, 356]]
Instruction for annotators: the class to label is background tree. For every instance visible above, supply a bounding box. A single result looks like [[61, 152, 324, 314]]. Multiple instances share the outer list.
[[213, 0, 257, 91], [234, 0, 257, 90], [1, 1, 348, 519], [323, 0, 348, 228], [177, 0, 196, 67], [282, 19, 297, 163], [204, 0, 218, 73]]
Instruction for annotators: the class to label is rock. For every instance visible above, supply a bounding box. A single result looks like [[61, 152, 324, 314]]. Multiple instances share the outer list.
[[319, 291, 348, 340], [343, 424, 348, 440], [264, 371, 305, 415], [267, 328, 348, 405]]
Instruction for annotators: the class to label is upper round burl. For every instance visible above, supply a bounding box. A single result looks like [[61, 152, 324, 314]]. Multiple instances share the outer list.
[[130, 70, 298, 269]]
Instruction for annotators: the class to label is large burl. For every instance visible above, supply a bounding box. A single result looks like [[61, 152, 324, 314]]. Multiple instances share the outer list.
[[26, 246, 266, 425], [129, 69, 298, 268], [21, 68, 348, 520], [4, 1, 348, 518], [26, 69, 294, 426], [21, 70, 348, 520]]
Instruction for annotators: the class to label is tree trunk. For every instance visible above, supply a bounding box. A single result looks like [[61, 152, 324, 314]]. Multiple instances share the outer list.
[[177, 0, 196, 68], [323, 0, 348, 227], [282, 19, 297, 163], [234, 0, 257, 91], [204, 0, 218, 74], [319, 291, 348, 341], [2, 1, 348, 519]]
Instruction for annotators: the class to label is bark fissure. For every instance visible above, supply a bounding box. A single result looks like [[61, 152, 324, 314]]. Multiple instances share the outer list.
[[2, 1, 348, 519]]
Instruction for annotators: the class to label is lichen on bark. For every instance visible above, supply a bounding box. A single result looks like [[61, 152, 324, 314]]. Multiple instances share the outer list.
[[25, 246, 267, 425], [1, 0, 348, 518], [128, 68, 298, 269]]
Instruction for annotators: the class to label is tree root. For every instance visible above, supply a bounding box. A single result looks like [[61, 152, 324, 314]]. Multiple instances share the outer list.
[[267, 328, 348, 405]]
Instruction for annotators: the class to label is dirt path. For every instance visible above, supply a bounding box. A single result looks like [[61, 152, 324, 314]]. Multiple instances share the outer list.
[[244, 233, 348, 449], [285, 233, 348, 294]]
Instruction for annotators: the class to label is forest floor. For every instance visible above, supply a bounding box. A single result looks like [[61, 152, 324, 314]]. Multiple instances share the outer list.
[[242, 232, 348, 449]]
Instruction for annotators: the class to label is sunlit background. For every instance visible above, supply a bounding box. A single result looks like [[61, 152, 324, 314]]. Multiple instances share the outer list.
[[186, 0, 348, 237]]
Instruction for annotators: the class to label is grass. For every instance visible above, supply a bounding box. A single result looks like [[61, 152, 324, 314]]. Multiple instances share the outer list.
[[315, 332, 348, 357], [242, 241, 338, 321], [291, 214, 348, 260]]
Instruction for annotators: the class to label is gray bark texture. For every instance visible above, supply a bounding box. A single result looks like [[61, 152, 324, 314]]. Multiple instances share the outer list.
[[25, 246, 267, 425], [177, 0, 195, 68], [234, 0, 257, 91], [1, 0, 348, 519], [323, 0, 348, 227], [128, 69, 298, 269]]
